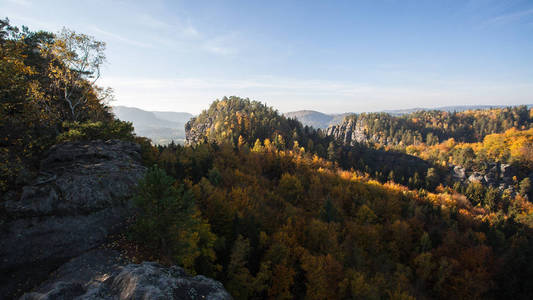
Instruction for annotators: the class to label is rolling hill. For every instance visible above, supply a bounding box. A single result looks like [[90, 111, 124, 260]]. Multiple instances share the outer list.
[[112, 106, 193, 145], [283, 110, 349, 129]]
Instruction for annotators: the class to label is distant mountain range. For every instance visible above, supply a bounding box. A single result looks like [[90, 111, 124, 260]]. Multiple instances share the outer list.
[[283, 110, 350, 129], [381, 104, 533, 116], [113, 104, 532, 142], [112, 106, 193, 145], [285, 104, 533, 129]]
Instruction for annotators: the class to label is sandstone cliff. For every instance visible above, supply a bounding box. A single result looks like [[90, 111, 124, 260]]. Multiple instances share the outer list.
[[1, 140, 146, 297], [325, 117, 383, 146], [184, 116, 214, 145]]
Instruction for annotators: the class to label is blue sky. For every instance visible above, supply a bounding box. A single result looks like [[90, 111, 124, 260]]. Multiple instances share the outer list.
[[1, 0, 533, 114]]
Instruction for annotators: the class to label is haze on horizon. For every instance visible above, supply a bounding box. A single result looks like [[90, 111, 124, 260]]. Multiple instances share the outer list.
[[2, 0, 532, 114]]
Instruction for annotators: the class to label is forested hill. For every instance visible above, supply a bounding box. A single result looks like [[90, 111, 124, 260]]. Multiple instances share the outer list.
[[185, 97, 533, 194], [325, 107, 533, 192], [185, 96, 331, 150], [382, 104, 533, 115], [326, 106, 532, 147], [284, 105, 533, 129]]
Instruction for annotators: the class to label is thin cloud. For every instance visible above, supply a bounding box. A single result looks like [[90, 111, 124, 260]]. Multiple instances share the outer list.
[[203, 44, 236, 56], [137, 13, 172, 30], [6, 0, 32, 7], [135, 13, 200, 38], [203, 32, 240, 56], [130, 13, 232, 55], [180, 23, 200, 38], [487, 8, 533, 25], [90, 26, 154, 48]]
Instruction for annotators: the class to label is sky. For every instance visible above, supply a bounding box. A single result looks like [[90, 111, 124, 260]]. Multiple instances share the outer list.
[[1, 0, 533, 114]]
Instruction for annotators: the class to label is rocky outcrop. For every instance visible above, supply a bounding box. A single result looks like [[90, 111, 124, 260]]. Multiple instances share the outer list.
[[468, 172, 486, 184], [447, 162, 522, 195], [500, 164, 515, 183], [452, 166, 466, 181], [0, 140, 146, 298], [326, 117, 371, 146], [21, 249, 232, 300], [326, 116, 398, 146], [185, 117, 214, 145]]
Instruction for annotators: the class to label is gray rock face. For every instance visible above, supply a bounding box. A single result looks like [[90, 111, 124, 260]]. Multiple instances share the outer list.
[[21, 250, 232, 300], [326, 118, 371, 146], [500, 164, 515, 184], [185, 117, 214, 145], [452, 166, 466, 181], [468, 172, 486, 184], [0, 140, 146, 298], [445, 162, 519, 196], [482, 165, 499, 186]]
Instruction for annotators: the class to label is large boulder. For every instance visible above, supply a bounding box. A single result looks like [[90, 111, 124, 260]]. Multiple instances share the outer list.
[[0, 140, 146, 298], [21, 249, 232, 300]]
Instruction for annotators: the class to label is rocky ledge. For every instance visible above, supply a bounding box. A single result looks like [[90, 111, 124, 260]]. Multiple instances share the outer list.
[[21, 249, 232, 300], [0, 140, 146, 298]]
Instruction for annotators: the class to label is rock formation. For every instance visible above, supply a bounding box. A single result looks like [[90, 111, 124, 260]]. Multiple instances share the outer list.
[[325, 116, 395, 146], [325, 117, 370, 146], [326, 117, 527, 194], [451, 162, 520, 193], [185, 116, 214, 145], [21, 249, 231, 300], [0, 140, 146, 298]]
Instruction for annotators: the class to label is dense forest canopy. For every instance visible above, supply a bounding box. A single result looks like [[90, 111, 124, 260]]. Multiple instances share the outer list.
[[405, 128, 533, 171], [139, 127, 533, 299], [159, 96, 533, 299]]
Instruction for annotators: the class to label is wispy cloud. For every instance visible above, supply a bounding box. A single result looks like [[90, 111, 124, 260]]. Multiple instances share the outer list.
[[6, 0, 32, 7], [203, 33, 239, 56], [137, 13, 172, 30], [136, 13, 201, 39], [180, 23, 200, 38], [89, 26, 154, 48], [487, 7, 533, 25], [130, 13, 236, 56]]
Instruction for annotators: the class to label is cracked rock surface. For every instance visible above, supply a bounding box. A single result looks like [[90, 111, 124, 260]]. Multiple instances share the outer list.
[[1, 140, 146, 298], [21, 249, 232, 300]]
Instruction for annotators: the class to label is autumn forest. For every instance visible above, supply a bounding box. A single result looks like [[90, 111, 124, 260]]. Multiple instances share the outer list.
[[1, 18, 533, 300]]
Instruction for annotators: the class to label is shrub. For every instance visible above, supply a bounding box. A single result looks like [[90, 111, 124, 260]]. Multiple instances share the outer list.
[[56, 119, 135, 142]]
